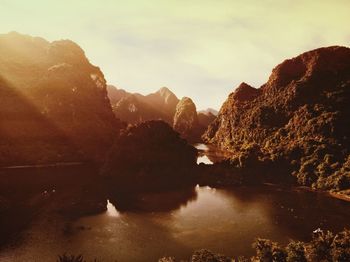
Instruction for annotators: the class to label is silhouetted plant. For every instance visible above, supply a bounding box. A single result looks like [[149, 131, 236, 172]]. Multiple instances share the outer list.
[[308, 229, 334, 261], [253, 238, 287, 262], [331, 229, 350, 261], [285, 241, 306, 262]]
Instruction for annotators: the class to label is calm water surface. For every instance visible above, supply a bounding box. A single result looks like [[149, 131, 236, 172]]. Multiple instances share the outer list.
[[1, 145, 350, 261]]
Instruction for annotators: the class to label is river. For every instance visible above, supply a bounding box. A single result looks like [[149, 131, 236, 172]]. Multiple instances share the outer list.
[[0, 144, 350, 261]]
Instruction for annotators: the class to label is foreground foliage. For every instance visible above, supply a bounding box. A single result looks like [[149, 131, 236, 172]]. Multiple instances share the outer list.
[[158, 228, 350, 261], [57, 229, 349, 261]]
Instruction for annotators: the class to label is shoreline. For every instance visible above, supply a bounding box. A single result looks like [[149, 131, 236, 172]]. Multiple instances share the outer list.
[[263, 182, 350, 203], [0, 162, 84, 170], [328, 191, 350, 202]]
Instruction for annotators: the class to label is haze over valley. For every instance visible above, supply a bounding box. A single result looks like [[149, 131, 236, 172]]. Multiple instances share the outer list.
[[0, 1, 350, 261]]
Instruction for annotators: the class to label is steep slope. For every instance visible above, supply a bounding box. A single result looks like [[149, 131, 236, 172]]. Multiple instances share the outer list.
[[0, 32, 120, 165], [112, 94, 169, 123], [199, 108, 219, 116], [101, 120, 197, 190], [107, 86, 179, 124], [198, 111, 216, 131], [107, 85, 216, 141], [145, 87, 180, 118], [204, 46, 350, 190], [106, 85, 130, 103], [173, 97, 202, 141]]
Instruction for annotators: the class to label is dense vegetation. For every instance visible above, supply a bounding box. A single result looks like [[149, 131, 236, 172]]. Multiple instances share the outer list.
[[101, 120, 198, 190], [204, 46, 350, 193]]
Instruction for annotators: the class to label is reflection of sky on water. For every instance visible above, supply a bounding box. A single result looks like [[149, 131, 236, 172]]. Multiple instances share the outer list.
[[194, 143, 230, 164], [196, 154, 213, 164], [195, 143, 213, 164], [194, 143, 209, 151], [106, 200, 119, 217], [2, 168, 350, 262]]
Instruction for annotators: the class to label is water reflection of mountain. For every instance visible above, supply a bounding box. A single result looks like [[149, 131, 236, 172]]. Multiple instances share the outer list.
[[108, 188, 198, 212], [221, 186, 350, 243], [2, 163, 350, 261]]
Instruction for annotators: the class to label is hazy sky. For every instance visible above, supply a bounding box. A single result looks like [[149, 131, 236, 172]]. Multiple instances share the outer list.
[[0, 0, 349, 110]]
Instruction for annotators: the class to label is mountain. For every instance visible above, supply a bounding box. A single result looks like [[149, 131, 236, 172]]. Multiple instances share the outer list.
[[107, 85, 213, 141], [107, 85, 179, 124], [0, 32, 121, 165], [204, 46, 350, 191], [112, 94, 169, 123], [197, 111, 216, 131], [199, 108, 219, 116], [101, 120, 197, 190], [106, 85, 130, 102], [145, 87, 180, 118], [173, 97, 201, 141]]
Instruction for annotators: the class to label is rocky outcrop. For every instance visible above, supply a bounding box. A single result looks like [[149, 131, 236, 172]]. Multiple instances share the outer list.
[[173, 97, 202, 142], [203, 46, 350, 191], [101, 120, 197, 190], [0, 32, 121, 165]]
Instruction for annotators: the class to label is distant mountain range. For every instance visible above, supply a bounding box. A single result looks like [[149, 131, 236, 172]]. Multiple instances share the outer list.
[[107, 85, 216, 141]]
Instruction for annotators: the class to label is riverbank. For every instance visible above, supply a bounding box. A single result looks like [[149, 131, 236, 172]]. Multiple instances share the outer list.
[[0, 162, 84, 170]]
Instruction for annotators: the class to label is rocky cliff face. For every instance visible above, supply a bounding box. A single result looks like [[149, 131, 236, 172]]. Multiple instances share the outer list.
[[204, 46, 350, 190], [145, 87, 180, 118], [173, 97, 201, 141], [0, 32, 120, 165], [107, 86, 213, 141]]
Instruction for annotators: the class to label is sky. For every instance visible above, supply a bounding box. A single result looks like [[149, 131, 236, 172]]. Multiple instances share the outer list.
[[0, 0, 349, 110]]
